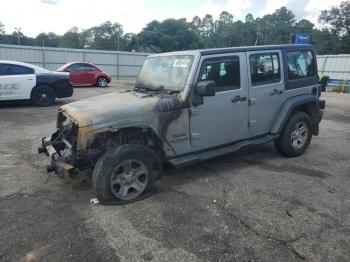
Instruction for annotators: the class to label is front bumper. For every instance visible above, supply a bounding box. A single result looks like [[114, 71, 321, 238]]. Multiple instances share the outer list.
[[56, 85, 73, 98], [38, 136, 75, 176]]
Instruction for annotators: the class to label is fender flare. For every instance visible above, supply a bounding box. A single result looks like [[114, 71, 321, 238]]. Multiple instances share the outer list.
[[270, 94, 321, 134]]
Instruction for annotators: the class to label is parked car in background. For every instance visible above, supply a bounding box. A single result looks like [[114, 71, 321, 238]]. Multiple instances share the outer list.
[[57, 62, 112, 87], [0, 61, 73, 106]]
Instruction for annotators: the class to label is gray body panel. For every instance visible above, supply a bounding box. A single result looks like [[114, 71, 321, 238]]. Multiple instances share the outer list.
[[246, 49, 285, 135], [271, 92, 321, 134], [42, 44, 324, 174], [189, 52, 249, 149]]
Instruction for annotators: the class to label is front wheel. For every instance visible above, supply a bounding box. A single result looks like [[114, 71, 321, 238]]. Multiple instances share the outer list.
[[96, 77, 108, 87], [275, 112, 312, 157], [31, 86, 55, 107], [92, 144, 162, 203]]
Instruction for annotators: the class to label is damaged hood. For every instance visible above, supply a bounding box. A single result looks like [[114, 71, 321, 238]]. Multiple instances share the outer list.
[[60, 91, 182, 127]]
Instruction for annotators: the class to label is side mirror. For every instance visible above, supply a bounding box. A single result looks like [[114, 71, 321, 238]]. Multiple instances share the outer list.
[[319, 76, 329, 92], [65, 69, 71, 72], [196, 81, 216, 96]]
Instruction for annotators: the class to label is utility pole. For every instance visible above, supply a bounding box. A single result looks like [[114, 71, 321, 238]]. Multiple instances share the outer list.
[[117, 32, 120, 51], [255, 24, 261, 46], [15, 27, 21, 45], [42, 40, 46, 68]]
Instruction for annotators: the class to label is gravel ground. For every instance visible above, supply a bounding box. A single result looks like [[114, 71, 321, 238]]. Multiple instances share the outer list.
[[0, 83, 349, 262]]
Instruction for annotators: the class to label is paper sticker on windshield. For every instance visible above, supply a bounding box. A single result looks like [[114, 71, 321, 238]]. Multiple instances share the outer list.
[[173, 58, 190, 68]]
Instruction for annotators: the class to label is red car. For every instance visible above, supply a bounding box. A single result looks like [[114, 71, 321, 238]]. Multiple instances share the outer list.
[[57, 62, 112, 87]]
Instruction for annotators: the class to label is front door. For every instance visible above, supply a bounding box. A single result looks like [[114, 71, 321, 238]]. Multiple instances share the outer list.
[[68, 63, 87, 85], [189, 53, 249, 149], [0, 63, 36, 100], [246, 50, 285, 136]]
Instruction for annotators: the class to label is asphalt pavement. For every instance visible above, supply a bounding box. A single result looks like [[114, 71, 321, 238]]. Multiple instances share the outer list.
[[0, 83, 349, 262]]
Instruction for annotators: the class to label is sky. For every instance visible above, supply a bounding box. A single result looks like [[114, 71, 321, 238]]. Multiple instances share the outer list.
[[0, 0, 343, 37]]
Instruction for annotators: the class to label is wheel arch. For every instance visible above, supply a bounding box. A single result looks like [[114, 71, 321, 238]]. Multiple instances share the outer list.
[[271, 94, 322, 134], [30, 83, 56, 99], [87, 125, 167, 161], [96, 75, 108, 85]]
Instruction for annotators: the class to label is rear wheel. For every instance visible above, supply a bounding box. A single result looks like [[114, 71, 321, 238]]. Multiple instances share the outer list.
[[96, 77, 108, 87], [31, 86, 55, 107], [275, 112, 312, 157], [92, 144, 162, 203]]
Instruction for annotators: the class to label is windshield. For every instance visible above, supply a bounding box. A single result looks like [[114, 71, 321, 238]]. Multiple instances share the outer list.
[[136, 55, 193, 92]]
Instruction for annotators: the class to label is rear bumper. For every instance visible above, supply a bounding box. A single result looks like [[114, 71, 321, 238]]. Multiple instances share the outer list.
[[319, 99, 325, 110], [311, 99, 325, 135]]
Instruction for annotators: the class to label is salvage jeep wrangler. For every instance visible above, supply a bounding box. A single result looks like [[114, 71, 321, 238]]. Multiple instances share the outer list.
[[39, 44, 325, 203]]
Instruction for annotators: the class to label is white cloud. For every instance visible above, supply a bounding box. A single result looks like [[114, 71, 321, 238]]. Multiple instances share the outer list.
[[304, 0, 342, 26], [0, 0, 160, 36], [260, 0, 343, 27], [260, 0, 289, 16], [39, 0, 60, 5], [194, 0, 253, 20], [0, 0, 344, 37]]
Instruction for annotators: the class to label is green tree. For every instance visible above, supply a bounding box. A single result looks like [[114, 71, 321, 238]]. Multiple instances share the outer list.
[[214, 11, 235, 47], [319, 1, 350, 35], [295, 19, 314, 32], [257, 7, 296, 45], [58, 27, 84, 49], [245, 13, 254, 23], [35, 32, 60, 47], [312, 29, 340, 54], [131, 19, 203, 52], [0, 22, 5, 34], [83, 21, 125, 50]]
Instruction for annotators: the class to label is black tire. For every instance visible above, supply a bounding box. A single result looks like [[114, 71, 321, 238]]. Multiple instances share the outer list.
[[96, 77, 108, 87], [92, 144, 162, 204], [275, 112, 312, 157], [31, 86, 55, 107]]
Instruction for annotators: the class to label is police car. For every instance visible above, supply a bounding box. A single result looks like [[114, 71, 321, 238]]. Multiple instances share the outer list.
[[0, 61, 73, 106]]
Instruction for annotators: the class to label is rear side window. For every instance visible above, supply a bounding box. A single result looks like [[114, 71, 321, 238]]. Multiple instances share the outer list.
[[0, 64, 34, 75], [199, 56, 240, 92], [287, 51, 315, 80], [250, 53, 280, 86], [84, 64, 97, 71]]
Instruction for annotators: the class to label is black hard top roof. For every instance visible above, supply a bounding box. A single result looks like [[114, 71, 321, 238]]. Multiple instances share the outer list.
[[199, 44, 314, 56]]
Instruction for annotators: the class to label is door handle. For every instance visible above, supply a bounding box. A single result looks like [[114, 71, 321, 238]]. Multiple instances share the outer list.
[[270, 89, 283, 96], [231, 95, 247, 103]]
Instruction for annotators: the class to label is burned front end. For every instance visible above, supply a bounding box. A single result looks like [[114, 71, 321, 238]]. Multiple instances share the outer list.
[[38, 88, 185, 177], [38, 111, 80, 176]]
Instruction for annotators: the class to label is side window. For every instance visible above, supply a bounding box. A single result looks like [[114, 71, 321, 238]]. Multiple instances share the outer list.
[[250, 53, 280, 86], [69, 64, 85, 72], [85, 64, 97, 71], [0, 64, 5, 75], [199, 56, 240, 92], [0, 64, 34, 75], [287, 51, 315, 80]]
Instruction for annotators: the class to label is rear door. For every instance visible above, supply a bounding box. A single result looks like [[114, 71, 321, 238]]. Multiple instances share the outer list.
[[246, 50, 285, 136], [189, 52, 249, 149], [0, 63, 36, 100]]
